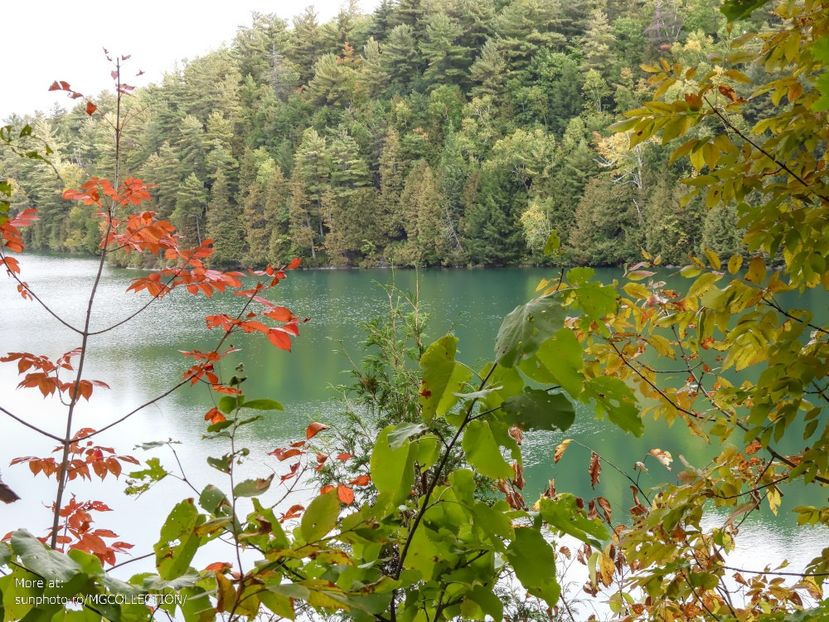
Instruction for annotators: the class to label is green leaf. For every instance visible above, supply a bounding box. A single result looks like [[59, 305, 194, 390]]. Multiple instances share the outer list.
[[461, 420, 513, 479], [420, 335, 471, 422], [813, 71, 829, 112], [199, 484, 230, 515], [502, 389, 575, 432], [566, 267, 595, 285], [573, 283, 617, 320], [481, 363, 524, 409], [520, 328, 583, 396], [720, 0, 768, 21], [506, 527, 560, 608], [543, 230, 560, 257], [154, 499, 204, 580], [217, 396, 240, 414], [10, 530, 84, 585], [388, 423, 426, 449], [233, 474, 274, 497], [206, 454, 231, 474], [465, 585, 504, 621], [495, 297, 566, 367], [538, 494, 610, 548], [586, 377, 644, 436], [413, 434, 439, 468], [240, 399, 283, 411], [370, 426, 414, 506], [300, 491, 339, 543]]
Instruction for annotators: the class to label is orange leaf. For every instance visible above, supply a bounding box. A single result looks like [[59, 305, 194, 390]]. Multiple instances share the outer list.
[[86, 101, 97, 116], [287, 258, 302, 270], [336, 452, 352, 462], [306, 422, 329, 439], [337, 485, 355, 505], [351, 474, 371, 487], [280, 504, 304, 521], [337, 484, 354, 505], [320, 484, 335, 494]]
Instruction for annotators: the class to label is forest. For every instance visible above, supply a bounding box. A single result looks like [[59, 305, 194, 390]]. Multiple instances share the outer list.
[[1, 0, 750, 268]]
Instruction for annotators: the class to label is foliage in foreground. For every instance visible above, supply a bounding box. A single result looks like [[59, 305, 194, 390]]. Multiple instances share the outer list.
[[1, 0, 829, 620]]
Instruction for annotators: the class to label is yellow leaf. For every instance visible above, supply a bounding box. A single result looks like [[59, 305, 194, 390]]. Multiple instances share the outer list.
[[746, 257, 766, 283], [703, 248, 722, 270], [727, 255, 743, 274]]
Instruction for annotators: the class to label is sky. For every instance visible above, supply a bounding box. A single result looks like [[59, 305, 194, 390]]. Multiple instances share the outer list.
[[0, 0, 380, 120]]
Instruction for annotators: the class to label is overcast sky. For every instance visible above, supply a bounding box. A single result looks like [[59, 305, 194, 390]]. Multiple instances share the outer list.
[[0, 0, 380, 120]]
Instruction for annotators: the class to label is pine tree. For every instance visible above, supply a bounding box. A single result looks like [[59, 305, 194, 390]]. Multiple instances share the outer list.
[[381, 25, 422, 93], [470, 40, 508, 98], [399, 161, 448, 266], [290, 7, 325, 84], [264, 167, 291, 263], [139, 142, 180, 218], [306, 53, 357, 106], [177, 114, 207, 181], [420, 13, 470, 88], [378, 128, 405, 242], [643, 176, 703, 265], [357, 38, 387, 99], [207, 168, 245, 267], [581, 9, 614, 74], [173, 173, 207, 247]]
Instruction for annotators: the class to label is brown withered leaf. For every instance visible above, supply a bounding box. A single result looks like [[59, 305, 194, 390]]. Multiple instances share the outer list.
[[589, 451, 601, 488], [554, 438, 572, 464]]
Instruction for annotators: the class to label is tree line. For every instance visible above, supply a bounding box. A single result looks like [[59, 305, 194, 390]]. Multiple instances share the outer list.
[[3, 0, 756, 267]]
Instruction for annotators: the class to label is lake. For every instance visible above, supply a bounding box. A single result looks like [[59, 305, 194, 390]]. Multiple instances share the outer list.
[[0, 254, 824, 597]]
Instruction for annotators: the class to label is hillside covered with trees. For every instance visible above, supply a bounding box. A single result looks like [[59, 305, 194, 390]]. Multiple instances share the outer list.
[[3, 0, 752, 267]]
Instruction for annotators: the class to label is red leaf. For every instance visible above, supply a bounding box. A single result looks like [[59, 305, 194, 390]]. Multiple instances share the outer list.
[[305, 422, 329, 440], [48, 81, 61, 91], [86, 101, 97, 116], [280, 504, 304, 521], [337, 485, 354, 505], [269, 447, 302, 461], [336, 452, 353, 462], [204, 561, 231, 573], [287, 258, 302, 270]]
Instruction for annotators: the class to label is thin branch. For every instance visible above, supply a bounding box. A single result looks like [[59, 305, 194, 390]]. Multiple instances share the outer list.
[[719, 565, 829, 578], [0, 405, 63, 442], [763, 296, 829, 336]]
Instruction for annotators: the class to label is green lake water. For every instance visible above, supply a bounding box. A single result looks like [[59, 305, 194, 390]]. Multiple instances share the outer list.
[[0, 254, 825, 582]]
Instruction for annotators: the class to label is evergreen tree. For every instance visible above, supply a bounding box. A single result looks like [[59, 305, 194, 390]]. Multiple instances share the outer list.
[[381, 25, 422, 93], [581, 9, 614, 74], [420, 13, 470, 88], [173, 173, 207, 247], [398, 161, 448, 266], [470, 40, 508, 98], [289, 7, 325, 84], [207, 168, 245, 267], [307, 52, 358, 106]]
